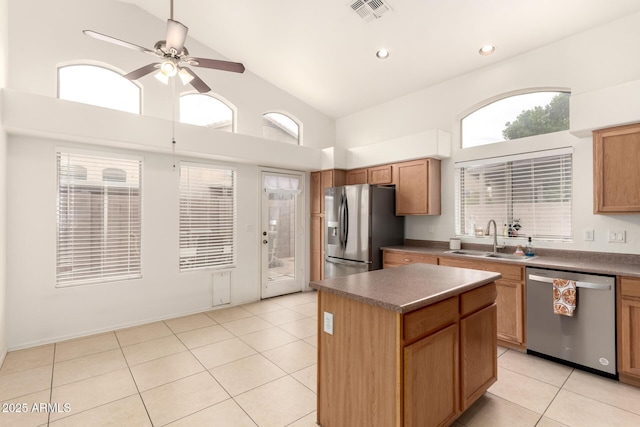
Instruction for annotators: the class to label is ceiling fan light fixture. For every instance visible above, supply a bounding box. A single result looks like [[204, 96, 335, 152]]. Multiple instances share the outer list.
[[178, 68, 194, 85], [154, 70, 170, 85], [479, 45, 496, 56], [160, 59, 178, 77]]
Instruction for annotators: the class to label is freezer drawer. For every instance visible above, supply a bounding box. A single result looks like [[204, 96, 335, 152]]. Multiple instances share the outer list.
[[325, 256, 370, 279]]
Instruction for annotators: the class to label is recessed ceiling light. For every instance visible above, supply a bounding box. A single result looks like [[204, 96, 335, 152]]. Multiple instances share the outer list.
[[479, 45, 495, 56], [376, 49, 390, 60]]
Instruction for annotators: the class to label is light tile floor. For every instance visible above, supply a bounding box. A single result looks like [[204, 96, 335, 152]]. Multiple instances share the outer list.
[[1, 291, 639, 426]]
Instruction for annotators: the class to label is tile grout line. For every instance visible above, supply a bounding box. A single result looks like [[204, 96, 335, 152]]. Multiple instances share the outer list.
[[114, 331, 155, 427], [46, 344, 57, 427]]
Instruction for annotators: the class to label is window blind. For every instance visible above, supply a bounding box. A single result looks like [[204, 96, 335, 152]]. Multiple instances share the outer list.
[[56, 151, 142, 286], [180, 163, 236, 271], [454, 149, 573, 240]]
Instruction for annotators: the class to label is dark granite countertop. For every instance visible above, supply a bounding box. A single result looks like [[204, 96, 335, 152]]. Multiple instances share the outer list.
[[309, 263, 501, 314], [382, 244, 640, 278]]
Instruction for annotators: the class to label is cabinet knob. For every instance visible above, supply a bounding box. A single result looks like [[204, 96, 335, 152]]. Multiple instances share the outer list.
[[404, 258, 411, 262]]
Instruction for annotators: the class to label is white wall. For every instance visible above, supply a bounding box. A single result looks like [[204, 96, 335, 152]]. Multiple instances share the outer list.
[[336, 11, 640, 255], [3, 0, 331, 349], [7, 136, 270, 348], [0, 0, 8, 361]]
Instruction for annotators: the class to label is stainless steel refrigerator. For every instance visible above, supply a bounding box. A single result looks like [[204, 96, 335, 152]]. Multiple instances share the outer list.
[[325, 184, 404, 279]]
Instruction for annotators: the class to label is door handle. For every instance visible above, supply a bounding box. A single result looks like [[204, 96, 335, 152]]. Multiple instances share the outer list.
[[263, 240, 268, 244]]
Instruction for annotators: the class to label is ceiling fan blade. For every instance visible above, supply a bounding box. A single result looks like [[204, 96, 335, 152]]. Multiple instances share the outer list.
[[83, 30, 157, 56], [123, 63, 161, 80], [166, 19, 188, 54], [181, 67, 211, 93], [189, 57, 245, 73]]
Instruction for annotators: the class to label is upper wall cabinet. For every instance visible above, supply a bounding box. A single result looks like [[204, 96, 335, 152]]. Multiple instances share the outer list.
[[346, 168, 367, 185], [395, 159, 441, 215], [593, 123, 640, 213]]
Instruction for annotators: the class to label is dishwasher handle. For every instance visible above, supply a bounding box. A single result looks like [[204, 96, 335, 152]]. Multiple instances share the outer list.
[[528, 274, 611, 291]]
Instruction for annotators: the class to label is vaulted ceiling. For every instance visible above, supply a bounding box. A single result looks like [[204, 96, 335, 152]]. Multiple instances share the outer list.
[[120, 0, 640, 118]]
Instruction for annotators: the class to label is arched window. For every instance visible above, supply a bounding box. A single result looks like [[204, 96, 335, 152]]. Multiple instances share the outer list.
[[180, 93, 235, 132], [262, 112, 300, 145], [461, 91, 570, 148], [58, 64, 141, 114]]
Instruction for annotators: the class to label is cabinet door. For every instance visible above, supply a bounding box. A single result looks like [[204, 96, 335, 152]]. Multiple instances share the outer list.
[[593, 123, 640, 213], [320, 170, 346, 212], [404, 324, 459, 427], [368, 165, 393, 184], [495, 279, 525, 346], [460, 304, 497, 410], [618, 277, 640, 385], [311, 172, 321, 215], [310, 215, 323, 282], [346, 168, 367, 185], [395, 159, 441, 215]]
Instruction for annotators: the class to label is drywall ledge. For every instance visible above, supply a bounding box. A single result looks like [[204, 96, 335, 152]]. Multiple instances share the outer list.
[[570, 80, 640, 137], [346, 129, 451, 170], [1, 89, 324, 170]]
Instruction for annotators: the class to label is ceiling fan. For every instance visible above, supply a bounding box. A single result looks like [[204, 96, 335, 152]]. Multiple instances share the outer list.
[[82, 0, 245, 93]]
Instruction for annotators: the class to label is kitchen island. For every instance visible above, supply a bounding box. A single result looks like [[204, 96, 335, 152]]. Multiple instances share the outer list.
[[310, 263, 501, 427]]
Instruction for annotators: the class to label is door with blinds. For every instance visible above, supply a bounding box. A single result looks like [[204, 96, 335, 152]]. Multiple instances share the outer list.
[[260, 170, 304, 299]]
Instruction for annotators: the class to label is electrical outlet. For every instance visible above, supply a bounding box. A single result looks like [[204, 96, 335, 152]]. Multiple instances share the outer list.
[[608, 230, 626, 243], [583, 229, 594, 241], [323, 311, 334, 335]]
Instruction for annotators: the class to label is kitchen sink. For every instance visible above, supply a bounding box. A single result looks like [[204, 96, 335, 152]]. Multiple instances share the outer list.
[[445, 249, 536, 261]]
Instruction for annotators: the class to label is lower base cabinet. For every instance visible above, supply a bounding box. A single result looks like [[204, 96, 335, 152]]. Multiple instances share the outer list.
[[317, 282, 497, 427], [404, 324, 459, 427], [619, 277, 640, 386]]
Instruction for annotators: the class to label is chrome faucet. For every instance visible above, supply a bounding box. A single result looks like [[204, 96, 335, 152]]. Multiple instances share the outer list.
[[486, 220, 504, 253]]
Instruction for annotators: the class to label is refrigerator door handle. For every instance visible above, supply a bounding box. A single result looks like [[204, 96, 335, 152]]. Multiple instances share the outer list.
[[325, 256, 371, 266], [338, 193, 345, 249], [343, 192, 349, 248]]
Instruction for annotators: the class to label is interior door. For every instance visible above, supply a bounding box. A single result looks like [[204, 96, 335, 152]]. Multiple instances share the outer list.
[[261, 170, 305, 299]]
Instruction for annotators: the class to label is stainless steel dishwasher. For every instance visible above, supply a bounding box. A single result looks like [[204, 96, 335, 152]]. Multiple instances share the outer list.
[[526, 267, 616, 378]]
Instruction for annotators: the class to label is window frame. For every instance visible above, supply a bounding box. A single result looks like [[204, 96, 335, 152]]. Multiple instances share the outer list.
[[56, 148, 143, 287], [179, 162, 237, 272], [262, 111, 302, 145], [460, 88, 570, 149], [454, 147, 573, 242], [179, 91, 237, 132], [57, 62, 143, 114]]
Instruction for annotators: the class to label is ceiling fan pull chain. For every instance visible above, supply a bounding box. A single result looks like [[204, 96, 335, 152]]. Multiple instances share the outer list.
[[172, 76, 177, 171]]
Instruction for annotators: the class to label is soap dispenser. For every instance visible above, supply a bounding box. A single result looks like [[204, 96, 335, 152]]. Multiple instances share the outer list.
[[525, 237, 535, 257]]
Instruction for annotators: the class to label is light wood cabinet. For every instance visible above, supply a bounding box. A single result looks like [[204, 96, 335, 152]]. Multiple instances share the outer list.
[[394, 159, 441, 215], [438, 257, 526, 350], [317, 281, 497, 426], [593, 123, 640, 213], [404, 324, 460, 427], [460, 303, 497, 410], [310, 171, 321, 215], [310, 169, 346, 283], [346, 168, 367, 185], [618, 276, 640, 386], [383, 249, 438, 268], [368, 164, 393, 184]]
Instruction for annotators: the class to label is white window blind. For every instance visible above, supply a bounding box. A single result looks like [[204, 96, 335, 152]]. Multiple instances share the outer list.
[[455, 149, 573, 240], [57, 151, 142, 286], [180, 163, 236, 271]]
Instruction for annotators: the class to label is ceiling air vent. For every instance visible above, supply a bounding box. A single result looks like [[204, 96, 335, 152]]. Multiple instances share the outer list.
[[348, 0, 391, 22]]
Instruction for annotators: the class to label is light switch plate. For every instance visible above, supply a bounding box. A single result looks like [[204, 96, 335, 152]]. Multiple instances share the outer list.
[[608, 230, 626, 243], [323, 311, 334, 335], [583, 229, 594, 241]]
